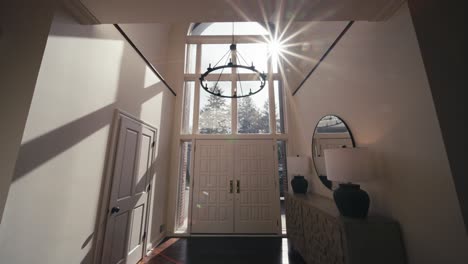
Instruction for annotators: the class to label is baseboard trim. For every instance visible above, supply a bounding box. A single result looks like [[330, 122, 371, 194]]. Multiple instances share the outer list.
[[146, 232, 167, 254]]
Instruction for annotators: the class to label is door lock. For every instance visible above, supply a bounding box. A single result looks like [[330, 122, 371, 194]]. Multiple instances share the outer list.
[[110, 206, 120, 215]]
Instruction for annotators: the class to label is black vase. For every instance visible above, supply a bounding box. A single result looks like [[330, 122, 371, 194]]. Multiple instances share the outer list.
[[291, 176, 308, 194], [333, 183, 370, 218]]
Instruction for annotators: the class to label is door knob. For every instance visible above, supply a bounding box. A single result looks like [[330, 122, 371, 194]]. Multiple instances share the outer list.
[[110, 206, 120, 214]]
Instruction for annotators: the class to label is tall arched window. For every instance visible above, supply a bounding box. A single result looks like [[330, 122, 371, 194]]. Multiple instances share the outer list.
[[175, 22, 288, 234]]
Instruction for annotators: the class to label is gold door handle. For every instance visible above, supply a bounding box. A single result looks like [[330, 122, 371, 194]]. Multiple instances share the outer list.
[[230, 180, 233, 193], [236, 180, 240, 193]]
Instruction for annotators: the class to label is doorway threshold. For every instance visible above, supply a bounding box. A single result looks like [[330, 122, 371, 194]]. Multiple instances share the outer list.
[[172, 233, 287, 238]]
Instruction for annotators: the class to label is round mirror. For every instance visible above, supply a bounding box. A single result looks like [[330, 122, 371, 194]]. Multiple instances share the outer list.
[[312, 115, 355, 190]]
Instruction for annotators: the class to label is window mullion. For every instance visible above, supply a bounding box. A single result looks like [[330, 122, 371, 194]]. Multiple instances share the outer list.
[[268, 57, 276, 135], [279, 79, 288, 134], [231, 50, 237, 134], [193, 44, 202, 134]]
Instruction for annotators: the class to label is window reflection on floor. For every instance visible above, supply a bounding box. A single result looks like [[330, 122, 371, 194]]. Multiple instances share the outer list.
[[281, 238, 290, 264], [281, 197, 287, 234]]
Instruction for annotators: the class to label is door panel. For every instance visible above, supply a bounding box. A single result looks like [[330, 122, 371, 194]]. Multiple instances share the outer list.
[[234, 140, 278, 233], [103, 116, 157, 264], [191, 140, 234, 233], [135, 133, 152, 194], [118, 130, 139, 200], [129, 204, 144, 252], [110, 212, 130, 264]]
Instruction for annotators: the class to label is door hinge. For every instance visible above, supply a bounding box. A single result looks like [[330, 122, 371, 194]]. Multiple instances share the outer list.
[[147, 184, 151, 192], [152, 141, 155, 148], [142, 231, 147, 242], [277, 220, 279, 226]]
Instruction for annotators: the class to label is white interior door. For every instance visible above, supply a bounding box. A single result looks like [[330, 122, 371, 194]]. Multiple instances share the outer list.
[[102, 115, 156, 264], [191, 140, 234, 233], [234, 140, 278, 233], [190, 140, 278, 234]]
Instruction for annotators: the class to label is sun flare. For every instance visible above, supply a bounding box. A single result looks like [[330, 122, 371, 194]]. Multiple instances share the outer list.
[[268, 39, 282, 56]]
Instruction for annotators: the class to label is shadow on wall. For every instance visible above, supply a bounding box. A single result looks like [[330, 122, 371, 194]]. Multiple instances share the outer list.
[[148, 84, 173, 244], [81, 154, 162, 264], [12, 82, 166, 181], [8, 14, 172, 264]]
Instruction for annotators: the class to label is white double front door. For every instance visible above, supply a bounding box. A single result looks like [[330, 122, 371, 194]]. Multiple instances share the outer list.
[[191, 140, 280, 234]]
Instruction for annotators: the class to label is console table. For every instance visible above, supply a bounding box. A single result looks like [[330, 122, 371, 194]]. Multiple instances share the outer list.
[[285, 192, 406, 264]]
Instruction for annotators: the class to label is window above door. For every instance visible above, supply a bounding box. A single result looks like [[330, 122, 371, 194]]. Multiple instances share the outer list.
[[182, 22, 287, 136]]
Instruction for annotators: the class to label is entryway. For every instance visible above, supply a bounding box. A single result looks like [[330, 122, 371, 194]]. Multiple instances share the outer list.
[[190, 139, 280, 234]]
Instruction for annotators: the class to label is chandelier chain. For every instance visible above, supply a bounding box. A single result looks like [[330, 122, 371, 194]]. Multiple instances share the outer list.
[[213, 49, 231, 68], [236, 51, 251, 67], [213, 55, 230, 94], [232, 22, 235, 44], [237, 72, 244, 96], [199, 22, 267, 98]]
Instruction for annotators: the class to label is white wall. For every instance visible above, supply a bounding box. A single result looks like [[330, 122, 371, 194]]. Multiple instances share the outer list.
[[289, 5, 468, 264], [0, 1, 56, 223], [278, 21, 348, 92], [119, 23, 171, 77], [0, 8, 174, 264], [164, 22, 191, 234]]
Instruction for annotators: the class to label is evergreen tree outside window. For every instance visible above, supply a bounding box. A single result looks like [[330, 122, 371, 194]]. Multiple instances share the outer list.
[[181, 82, 195, 134], [237, 82, 270, 134], [274, 80, 285, 134], [199, 82, 232, 134]]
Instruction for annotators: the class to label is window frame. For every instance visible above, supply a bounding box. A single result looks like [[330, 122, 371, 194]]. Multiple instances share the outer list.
[[174, 24, 290, 234], [182, 34, 287, 138]]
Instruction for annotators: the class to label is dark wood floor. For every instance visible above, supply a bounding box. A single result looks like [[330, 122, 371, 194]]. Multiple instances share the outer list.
[[142, 237, 305, 264]]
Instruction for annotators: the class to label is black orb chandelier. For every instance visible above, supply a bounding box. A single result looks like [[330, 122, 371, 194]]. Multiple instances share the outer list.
[[199, 24, 267, 98]]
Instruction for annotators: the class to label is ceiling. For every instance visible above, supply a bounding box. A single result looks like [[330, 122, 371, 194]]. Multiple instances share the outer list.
[[64, 0, 404, 92], [74, 0, 404, 24]]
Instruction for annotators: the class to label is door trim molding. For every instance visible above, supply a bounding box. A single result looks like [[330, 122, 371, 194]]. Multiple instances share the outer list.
[[118, 110, 158, 131], [93, 109, 159, 264]]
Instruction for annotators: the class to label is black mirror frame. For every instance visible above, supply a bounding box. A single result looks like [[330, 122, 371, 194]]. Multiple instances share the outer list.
[[312, 115, 356, 190]]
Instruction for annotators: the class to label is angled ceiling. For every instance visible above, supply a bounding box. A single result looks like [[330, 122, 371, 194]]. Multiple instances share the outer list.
[[66, 0, 404, 92], [276, 22, 350, 92], [116, 20, 351, 93], [76, 0, 404, 24]]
